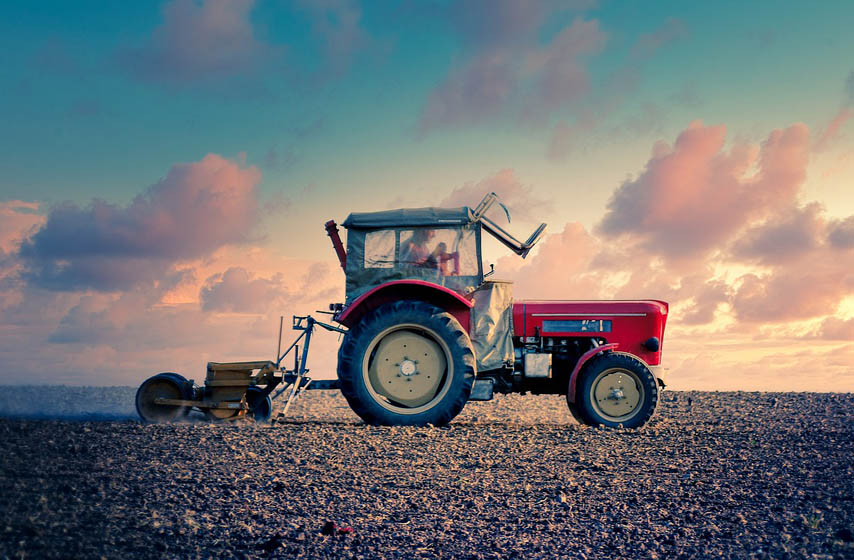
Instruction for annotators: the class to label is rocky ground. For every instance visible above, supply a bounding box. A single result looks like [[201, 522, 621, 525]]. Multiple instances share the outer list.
[[1, 387, 853, 559]]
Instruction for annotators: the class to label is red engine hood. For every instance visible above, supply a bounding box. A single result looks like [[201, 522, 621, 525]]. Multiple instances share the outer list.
[[513, 299, 669, 366], [517, 300, 668, 317]]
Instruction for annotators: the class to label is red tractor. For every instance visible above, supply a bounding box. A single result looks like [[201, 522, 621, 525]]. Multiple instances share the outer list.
[[325, 193, 668, 429], [135, 194, 668, 429]]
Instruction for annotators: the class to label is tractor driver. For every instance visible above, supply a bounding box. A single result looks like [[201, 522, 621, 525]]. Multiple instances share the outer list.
[[400, 229, 449, 273]]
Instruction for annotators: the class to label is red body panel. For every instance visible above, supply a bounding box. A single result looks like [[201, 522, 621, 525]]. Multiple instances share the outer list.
[[337, 280, 473, 331], [513, 300, 668, 366]]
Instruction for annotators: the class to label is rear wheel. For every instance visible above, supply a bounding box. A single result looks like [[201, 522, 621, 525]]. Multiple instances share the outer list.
[[337, 301, 475, 426], [136, 372, 192, 423], [574, 353, 658, 429]]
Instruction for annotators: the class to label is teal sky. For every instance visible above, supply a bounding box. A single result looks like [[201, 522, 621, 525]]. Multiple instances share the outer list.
[[2, 1, 852, 226]]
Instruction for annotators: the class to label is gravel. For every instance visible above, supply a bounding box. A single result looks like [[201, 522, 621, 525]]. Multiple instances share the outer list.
[[2, 388, 853, 559]]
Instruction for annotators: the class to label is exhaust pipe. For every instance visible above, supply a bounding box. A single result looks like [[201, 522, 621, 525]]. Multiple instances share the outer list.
[[325, 220, 347, 270]]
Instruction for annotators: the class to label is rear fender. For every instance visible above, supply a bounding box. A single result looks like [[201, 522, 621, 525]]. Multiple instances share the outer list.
[[336, 280, 473, 332], [566, 343, 619, 403]]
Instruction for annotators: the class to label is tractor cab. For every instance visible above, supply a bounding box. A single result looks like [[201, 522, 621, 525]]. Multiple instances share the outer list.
[[342, 206, 483, 301], [331, 193, 548, 303]]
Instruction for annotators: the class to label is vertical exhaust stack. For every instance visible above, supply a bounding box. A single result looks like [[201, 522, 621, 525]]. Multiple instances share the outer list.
[[325, 220, 347, 270]]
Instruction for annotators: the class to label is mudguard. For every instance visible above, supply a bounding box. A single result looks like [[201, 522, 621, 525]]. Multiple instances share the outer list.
[[336, 280, 473, 332]]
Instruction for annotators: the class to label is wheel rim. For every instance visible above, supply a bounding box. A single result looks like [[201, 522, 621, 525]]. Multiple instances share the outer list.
[[137, 378, 185, 422], [589, 367, 644, 422], [362, 324, 453, 415]]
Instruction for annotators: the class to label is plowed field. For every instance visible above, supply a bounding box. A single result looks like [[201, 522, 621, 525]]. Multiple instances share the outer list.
[[2, 388, 853, 559]]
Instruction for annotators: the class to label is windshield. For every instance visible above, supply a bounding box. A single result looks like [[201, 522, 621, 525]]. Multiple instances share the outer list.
[[346, 225, 482, 300]]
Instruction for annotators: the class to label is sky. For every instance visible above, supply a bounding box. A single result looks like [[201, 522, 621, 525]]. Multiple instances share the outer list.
[[1, 0, 853, 391]]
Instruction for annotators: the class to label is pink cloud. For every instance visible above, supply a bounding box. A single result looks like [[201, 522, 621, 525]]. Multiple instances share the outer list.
[[496, 222, 601, 300], [829, 215, 854, 249], [19, 154, 261, 291], [445, 0, 595, 48], [119, 0, 278, 84], [201, 267, 287, 313], [0, 201, 44, 254], [818, 317, 854, 340], [487, 122, 850, 330], [729, 210, 854, 322], [731, 260, 852, 323], [813, 108, 852, 152], [598, 121, 810, 259], [731, 203, 825, 265], [418, 16, 606, 134], [418, 52, 519, 133], [525, 18, 607, 116], [440, 169, 547, 222], [547, 114, 597, 160], [678, 278, 730, 325]]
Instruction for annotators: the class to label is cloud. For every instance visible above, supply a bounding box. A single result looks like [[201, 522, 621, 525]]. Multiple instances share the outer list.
[[296, 0, 371, 75], [118, 0, 279, 84], [418, 52, 519, 132], [491, 121, 851, 331], [1, 249, 344, 384], [597, 121, 810, 259], [18, 154, 261, 291], [731, 203, 824, 265], [632, 18, 688, 58], [813, 108, 852, 152], [726, 205, 853, 323], [547, 112, 597, 161], [525, 18, 607, 117], [418, 16, 605, 134], [0, 201, 44, 254], [731, 260, 852, 323], [201, 267, 286, 313], [679, 278, 730, 325], [443, 0, 595, 48], [828, 215, 854, 249], [818, 317, 854, 340], [498, 222, 601, 300], [440, 169, 547, 222]]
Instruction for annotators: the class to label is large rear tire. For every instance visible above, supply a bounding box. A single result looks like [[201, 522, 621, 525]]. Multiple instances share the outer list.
[[136, 372, 193, 423], [574, 353, 658, 429], [337, 301, 475, 426]]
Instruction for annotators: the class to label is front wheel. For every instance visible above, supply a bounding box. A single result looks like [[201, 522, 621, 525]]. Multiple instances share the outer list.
[[337, 301, 475, 426], [574, 353, 658, 429]]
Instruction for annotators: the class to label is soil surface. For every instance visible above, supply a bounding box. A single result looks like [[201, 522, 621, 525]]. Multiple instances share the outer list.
[[2, 388, 853, 559]]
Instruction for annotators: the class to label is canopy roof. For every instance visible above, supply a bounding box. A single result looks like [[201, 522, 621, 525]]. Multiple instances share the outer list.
[[342, 206, 474, 229]]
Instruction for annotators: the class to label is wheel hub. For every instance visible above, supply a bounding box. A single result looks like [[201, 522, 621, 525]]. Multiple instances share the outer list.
[[400, 359, 417, 376], [367, 329, 447, 409], [606, 387, 625, 401], [592, 369, 642, 421]]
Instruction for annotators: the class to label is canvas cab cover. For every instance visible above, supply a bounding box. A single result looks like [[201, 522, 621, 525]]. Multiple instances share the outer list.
[[341, 206, 483, 301]]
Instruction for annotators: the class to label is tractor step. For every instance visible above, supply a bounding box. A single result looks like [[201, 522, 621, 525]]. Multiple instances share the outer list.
[[468, 378, 494, 401], [306, 379, 340, 390]]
